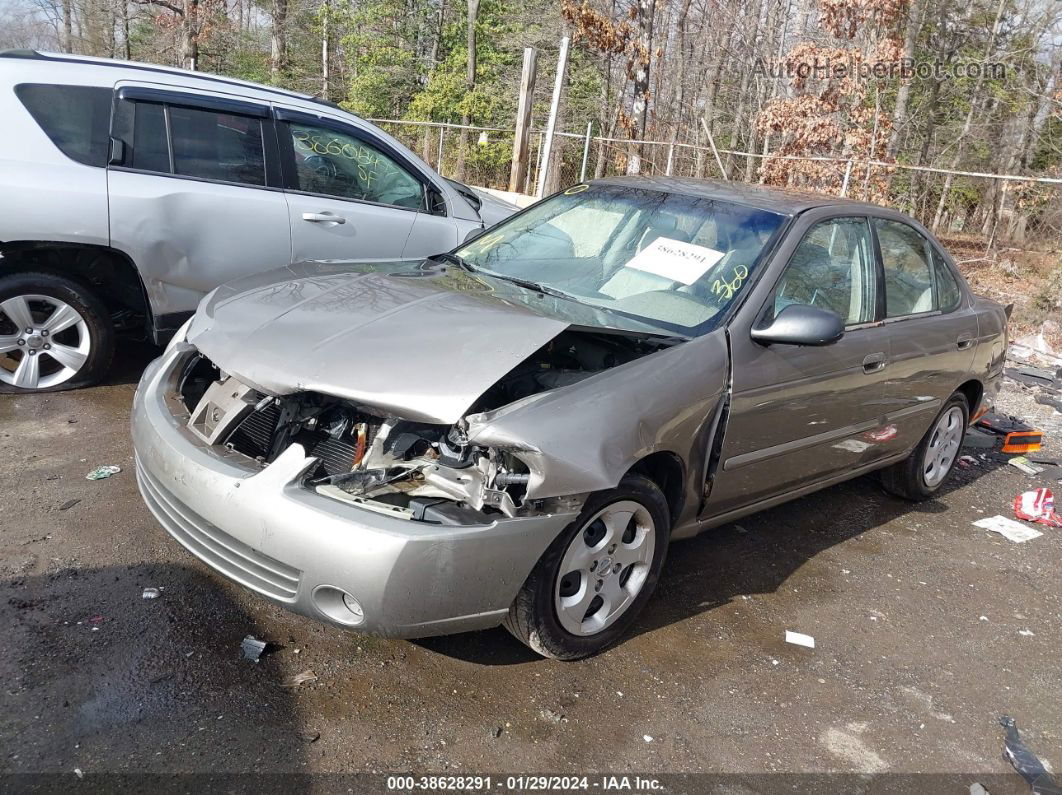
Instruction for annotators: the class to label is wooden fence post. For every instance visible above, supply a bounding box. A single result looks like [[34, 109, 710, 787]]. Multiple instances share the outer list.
[[509, 48, 538, 193]]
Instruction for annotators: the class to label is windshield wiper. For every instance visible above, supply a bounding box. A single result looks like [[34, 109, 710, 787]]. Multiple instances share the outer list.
[[486, 272, 575, 301], [433, 252, 578, 303], [431, 251, 477, 272]]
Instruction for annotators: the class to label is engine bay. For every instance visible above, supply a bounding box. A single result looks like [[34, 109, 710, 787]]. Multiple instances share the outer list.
[[177, 328, 671, 524]]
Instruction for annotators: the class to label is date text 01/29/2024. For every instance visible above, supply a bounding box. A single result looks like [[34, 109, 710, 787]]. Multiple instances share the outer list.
[[385, 776, 666, 791]]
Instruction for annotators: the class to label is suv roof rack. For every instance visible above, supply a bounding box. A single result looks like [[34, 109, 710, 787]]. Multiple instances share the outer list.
[[0, 49, 345, 115]]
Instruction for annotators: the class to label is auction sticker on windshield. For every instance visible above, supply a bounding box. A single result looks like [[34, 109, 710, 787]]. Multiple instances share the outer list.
[[625, 237, 725, 285]]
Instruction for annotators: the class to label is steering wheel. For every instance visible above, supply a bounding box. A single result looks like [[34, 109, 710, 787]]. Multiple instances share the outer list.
[[303, 154, 338, 181]]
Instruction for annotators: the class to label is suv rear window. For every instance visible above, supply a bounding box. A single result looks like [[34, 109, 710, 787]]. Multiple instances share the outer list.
[[170, 106, 265, 186], [124, 100, 266, 187], [16, 84, 112, 167]]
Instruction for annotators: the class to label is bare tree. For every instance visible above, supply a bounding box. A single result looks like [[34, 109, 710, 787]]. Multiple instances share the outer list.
[[454, 0, 480, 179], [271, 0, 288, 78]]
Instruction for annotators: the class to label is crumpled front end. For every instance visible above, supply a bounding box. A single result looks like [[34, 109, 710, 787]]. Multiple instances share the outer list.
[[132, 345, 581, 637], [172, 346, 590, 523]]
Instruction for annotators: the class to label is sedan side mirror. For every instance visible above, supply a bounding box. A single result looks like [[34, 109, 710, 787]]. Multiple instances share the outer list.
[[750, 304, 845, 346]]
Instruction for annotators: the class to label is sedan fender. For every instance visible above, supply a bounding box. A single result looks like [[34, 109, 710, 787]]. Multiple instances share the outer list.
[[464, 330, 731, 510]]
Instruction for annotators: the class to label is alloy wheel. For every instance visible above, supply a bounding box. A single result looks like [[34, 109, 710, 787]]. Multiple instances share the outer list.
[[922, 405, 964, 488], [554, 500, 656, 636], [0, 294, 92, 390]]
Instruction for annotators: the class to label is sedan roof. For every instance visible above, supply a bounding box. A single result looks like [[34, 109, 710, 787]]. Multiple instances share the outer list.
[[593, 175, 882, 216]]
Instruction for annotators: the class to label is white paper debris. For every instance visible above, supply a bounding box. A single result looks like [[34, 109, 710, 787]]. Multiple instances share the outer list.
[[973, 515, 1044, 543], [785, 630, 816, 648], [643, 735, 653, 743], [1018, 629, 1035, 637], [624, 237, 725, 285], [1008, 457, 1044, 476]]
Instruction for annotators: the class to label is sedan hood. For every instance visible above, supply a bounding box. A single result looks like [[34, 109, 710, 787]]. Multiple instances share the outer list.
[[186, 261, 569, 424]]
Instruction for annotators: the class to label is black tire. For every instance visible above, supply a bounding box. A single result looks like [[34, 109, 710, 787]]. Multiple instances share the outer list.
[[880, 393, 969, 501], [504, 474, 671, 660], [0, 271, 114, 393]]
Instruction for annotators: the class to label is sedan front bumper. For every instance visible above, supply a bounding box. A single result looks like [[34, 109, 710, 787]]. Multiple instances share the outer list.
[[131, 347, 578, 638]]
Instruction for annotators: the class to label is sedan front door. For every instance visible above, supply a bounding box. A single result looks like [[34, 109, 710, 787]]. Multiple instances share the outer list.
[[707, 215, 893, 515]]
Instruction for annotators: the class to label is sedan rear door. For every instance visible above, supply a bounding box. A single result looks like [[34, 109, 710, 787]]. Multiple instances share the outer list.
[[870, 217, 979, 456]]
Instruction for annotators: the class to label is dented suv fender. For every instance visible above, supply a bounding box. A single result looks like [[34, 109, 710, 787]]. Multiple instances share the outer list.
[[464, 329, 731, 521]]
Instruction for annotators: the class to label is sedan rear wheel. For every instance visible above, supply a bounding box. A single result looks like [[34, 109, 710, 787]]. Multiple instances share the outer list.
[[505, 474, 670, 660], [922, 405, 964, 489], [881, 393, 969, 500], [0, 272, 114, 393]]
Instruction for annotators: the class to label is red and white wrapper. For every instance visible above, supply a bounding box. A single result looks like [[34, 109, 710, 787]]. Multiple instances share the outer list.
[[1013, 488, 1062, 528]]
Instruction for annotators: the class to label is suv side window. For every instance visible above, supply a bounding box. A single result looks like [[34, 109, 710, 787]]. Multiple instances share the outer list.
[[875, 219, 936, 317], [15, 84, 112, 167], [169, 106, 266, 185], [131, 102, 169, 173], [124, 101, 266, 187], [284, 121, 424, 210], [774, 216, 877, 325]]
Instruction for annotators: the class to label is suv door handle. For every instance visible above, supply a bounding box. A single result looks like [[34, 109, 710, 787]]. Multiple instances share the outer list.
[[302, 212, 346, 224], [862, 352, 887, 373], [957, 334, 974, 350]]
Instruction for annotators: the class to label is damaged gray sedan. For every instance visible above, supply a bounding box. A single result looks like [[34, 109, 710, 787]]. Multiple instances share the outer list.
[[132, 177, 1007, 659]]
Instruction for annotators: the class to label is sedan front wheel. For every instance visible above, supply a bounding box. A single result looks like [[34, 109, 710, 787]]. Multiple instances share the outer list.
[[504, 474, 671, 660]]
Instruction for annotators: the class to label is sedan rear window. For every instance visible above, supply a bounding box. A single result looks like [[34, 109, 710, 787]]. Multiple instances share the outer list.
[[16, 84, 112, 167], [876, 219, 935, 317]]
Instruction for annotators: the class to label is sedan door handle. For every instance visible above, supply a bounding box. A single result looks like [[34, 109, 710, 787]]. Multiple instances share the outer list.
[[957, 334, 974, 350], [302, 212, 346, 224], [862, 352, 887, 373]]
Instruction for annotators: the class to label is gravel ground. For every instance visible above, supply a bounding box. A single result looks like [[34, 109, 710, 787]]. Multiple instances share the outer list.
[[1, 341, 1060, 788]]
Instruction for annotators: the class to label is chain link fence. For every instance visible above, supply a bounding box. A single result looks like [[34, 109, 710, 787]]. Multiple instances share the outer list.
[[372, 119, 518, 191], [369, 118, 1062, 253]]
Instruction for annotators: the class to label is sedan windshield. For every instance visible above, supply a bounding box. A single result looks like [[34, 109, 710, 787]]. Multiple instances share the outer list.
[[454, 184, 786, 335]]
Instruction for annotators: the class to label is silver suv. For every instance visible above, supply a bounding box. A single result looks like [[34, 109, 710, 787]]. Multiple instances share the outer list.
[[0, 50, 515, 393]]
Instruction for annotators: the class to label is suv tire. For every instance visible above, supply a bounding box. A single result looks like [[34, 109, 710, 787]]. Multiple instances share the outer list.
[[504, 474, 670, 660], [0, 271, 114, 393]]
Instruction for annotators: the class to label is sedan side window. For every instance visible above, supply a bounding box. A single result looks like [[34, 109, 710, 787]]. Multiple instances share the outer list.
[[933, 248, 962, 311], [774, 216, 876, 325], [286, 122, 424, 210], [875, 219, 935, 317]]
